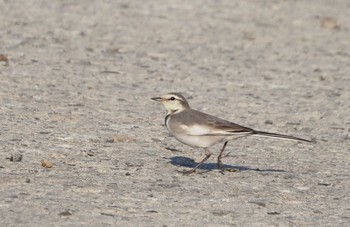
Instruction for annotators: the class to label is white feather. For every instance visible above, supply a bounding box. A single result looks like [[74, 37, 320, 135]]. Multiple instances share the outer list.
[[180, 124, 232, 136]]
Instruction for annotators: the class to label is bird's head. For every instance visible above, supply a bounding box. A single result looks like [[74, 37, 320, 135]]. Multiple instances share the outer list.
[[151, 93, 190, 114]]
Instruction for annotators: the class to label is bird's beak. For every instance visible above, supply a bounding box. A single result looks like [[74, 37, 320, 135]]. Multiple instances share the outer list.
[[151, 97, 162, 102]]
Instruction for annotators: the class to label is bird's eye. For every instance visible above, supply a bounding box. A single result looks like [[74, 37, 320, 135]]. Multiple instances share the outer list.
[[169, 96, 176, 101]]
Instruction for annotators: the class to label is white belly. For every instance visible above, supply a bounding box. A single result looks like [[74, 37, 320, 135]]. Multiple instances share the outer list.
[[171, 132, 226, 148]]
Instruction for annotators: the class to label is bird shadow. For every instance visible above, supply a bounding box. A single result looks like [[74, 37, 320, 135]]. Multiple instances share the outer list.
[[168, 156, 287, 173]]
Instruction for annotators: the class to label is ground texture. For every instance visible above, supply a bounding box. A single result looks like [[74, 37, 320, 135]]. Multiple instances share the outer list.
[[1, 1, 349, 226]]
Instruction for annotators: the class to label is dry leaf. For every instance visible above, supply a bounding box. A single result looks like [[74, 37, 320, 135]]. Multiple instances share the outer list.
[[0, 54, 9, 65], [320, 17, 339, 29], [41, 160, 53, 168]]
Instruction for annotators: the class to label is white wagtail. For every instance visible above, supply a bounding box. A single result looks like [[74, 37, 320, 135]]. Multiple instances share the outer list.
[[151, 93, 312, 174]]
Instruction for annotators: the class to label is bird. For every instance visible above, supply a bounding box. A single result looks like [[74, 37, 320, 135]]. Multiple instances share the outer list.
[[151, 92, 312, 174]]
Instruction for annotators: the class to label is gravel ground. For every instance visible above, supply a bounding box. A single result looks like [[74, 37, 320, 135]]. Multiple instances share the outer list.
[[1, 1, 349, 226]]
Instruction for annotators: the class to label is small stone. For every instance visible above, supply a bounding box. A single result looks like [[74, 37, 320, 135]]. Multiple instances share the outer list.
[[58, 211, 72, 216], [267, 211, 281, 215], [106, 135, 134, 143], [265, 120, 273, 125], [249, 201, 266, 207], [147, 210, 158, 213], [319, 76, 326, 81], [100, 212, 115, 217], [147, 52, 168, 60], [9, 154, 23, 162]]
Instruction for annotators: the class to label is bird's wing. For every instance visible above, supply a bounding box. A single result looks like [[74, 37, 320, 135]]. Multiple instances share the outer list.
[[180, 111, 255, 136], [210, 119, 254, 133]]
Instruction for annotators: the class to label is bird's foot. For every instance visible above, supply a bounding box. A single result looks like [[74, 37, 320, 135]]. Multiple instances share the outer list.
[[177, 168, 196, 174], [218, 162, 239, 174], [219, 168, 240, 174]]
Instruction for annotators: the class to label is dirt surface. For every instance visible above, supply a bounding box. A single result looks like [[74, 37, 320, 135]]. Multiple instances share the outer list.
[[1, 1, 349, 226]]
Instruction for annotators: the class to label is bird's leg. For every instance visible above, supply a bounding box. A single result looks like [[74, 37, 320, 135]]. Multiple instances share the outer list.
[[181, 148, 211, 174], [217, 141, 228, 171], [217, 142, 238, 173]]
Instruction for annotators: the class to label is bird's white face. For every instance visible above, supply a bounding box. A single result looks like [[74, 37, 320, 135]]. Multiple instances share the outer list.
[[151, 93, 189, 114]]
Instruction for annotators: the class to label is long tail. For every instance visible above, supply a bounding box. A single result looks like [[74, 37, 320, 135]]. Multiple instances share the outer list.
[[253, 130, 313, 143]]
